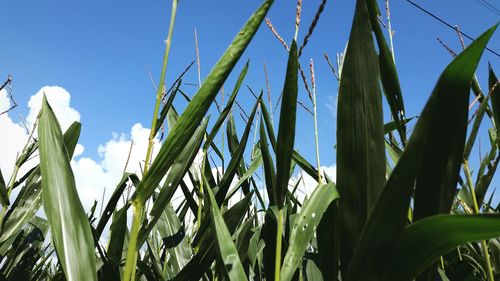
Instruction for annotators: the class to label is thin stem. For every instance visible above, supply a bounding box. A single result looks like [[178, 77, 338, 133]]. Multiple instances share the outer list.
[[385, 0, 396, 63], [274, 208, 284, 281], [124, 2, 178, 280], [463, 160, 495, 281], [144, 0, 179, 174], [310, 59, 322, 184], [122, 201, 143, 281]]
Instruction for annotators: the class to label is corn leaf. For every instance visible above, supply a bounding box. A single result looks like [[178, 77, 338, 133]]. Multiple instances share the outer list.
[[215, 97, 260, 205], [365, 0, 407, 143], [345, 24, 497, 281], [138, 118, 208, 245], [281, 182, 340, 281], [204, 61, 249, 150], [275, 40, 298, 208], [336, 0, 386, 271], [174, 192, 253, 280], [0, 170, 9, 207], [206, 186, 248, 281], [134, 0, 273, 204], [38, 96, 97, 281], [413, 26, 497, 222], [0, 122, 81, 244], [388, 214, 500, 281]]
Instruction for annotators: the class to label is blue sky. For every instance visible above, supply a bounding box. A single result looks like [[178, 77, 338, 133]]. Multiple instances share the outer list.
[[0, 0, 499, 204]]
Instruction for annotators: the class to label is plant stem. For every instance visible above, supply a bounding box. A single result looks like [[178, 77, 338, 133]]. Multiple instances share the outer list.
[[122, 200, 143, 281], [385, 0, 396, 63], [144, 0, 179, 174], [124, 2, 179, 280], [463, 160, 495, 281], [274, 208, 284, 281], [309, 59, 322, 184]]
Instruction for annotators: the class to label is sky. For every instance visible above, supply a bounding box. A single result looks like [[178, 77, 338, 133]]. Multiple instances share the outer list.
[[0, 0, 499, 210]]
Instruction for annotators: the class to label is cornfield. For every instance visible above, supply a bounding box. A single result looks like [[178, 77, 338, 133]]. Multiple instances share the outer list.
[[1, 0, 500, 280]]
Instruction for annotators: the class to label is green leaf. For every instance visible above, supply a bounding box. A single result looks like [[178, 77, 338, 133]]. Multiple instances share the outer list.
[[215, 97, 261, 205], [281, 182, 340, 281], [345, 24, 497, 281], [260, 99, 321, 183], [155, 203, 190, 274], [0, 169, 9, 207], [260, 116, 277, 206], [0, 122, 81, 245], [365, 0, 407, 143], [174, 193, 253, 280], [384, 117, 414, 135], [275, 40, 298, 208], [224, 153, 262, 204], [38, 96, 97, 281], [336, 0, 386, 270], [134, 0, 273, 204], [138, 118, 208, 245], [388, 214, 500, 281], [204, 61, 249, 150], [206, 186, 248, 281], [412, 25, 498, 222]]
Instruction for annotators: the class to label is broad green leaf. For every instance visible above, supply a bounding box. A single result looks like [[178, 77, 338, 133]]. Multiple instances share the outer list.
[[0, 122, 81, 245], [281, 182, 340, 281], [98, 207, 127, 281], [38, 96, 97, 281], [138, 118, 208, 245], [155, 203, 190, 275], [345, 25, 497, 281], [387, 214, 500, 281], [317, 201, 340, 281], [204, 61, 249, 150], [413, 26, 497, 222], [134, 0, 273, 204], [206, 186, 248, 281], [275, 40, 298, 208], [336, 0, 385, 271], [365, 0, 407, 143]]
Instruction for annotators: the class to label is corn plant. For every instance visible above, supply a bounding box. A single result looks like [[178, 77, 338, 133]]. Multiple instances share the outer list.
[[0, 0, 500, 280]]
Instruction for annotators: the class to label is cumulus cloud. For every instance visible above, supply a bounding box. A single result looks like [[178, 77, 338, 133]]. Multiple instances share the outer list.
[[27, 86, 81, 132], [0, 89, 30, 177], [0, 86, 164, 214], [72, 123, 163, 211]]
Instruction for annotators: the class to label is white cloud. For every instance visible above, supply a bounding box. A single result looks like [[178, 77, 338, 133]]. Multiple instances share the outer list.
[[0, 89, 30, 178], [0, 86, 164, 213], [27, 86, 80, 132], [72, 123, 162, 211], [290, 164, 336, 202]]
